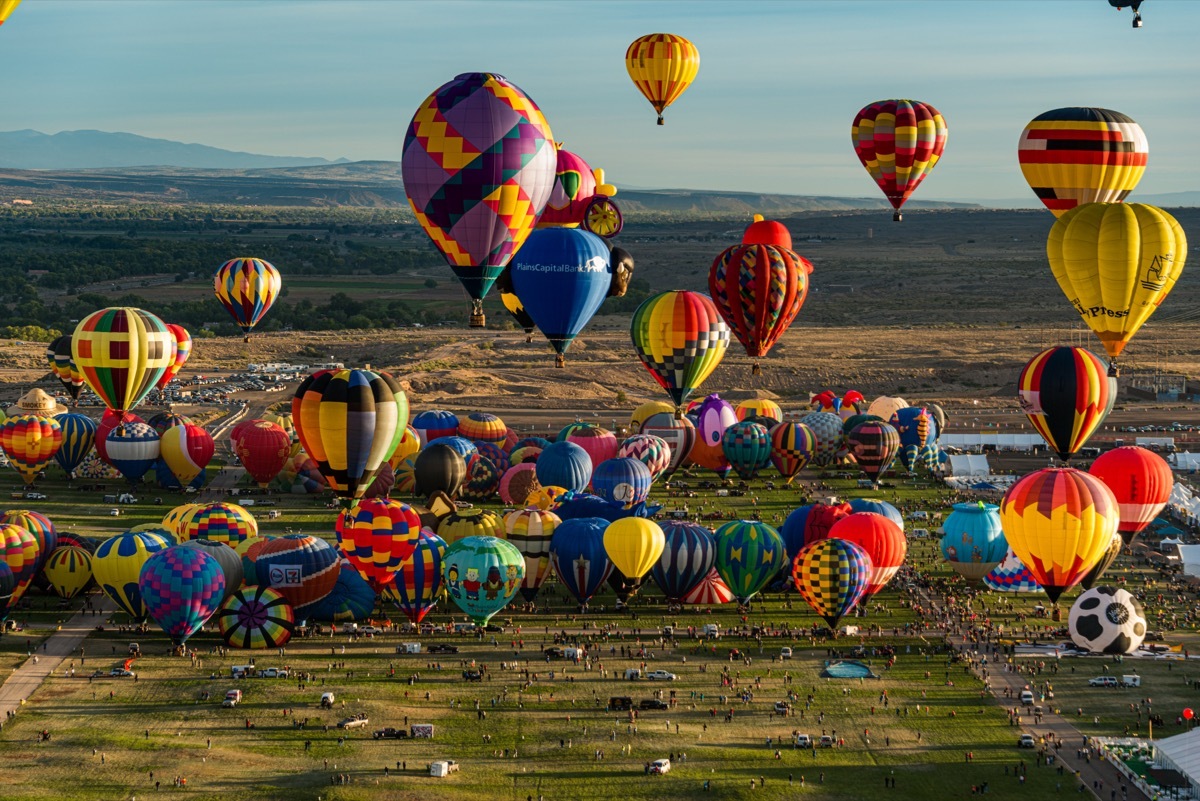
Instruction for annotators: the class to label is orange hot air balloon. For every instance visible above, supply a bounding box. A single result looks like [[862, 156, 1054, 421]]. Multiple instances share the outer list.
[[1088, 446, 1173, 544]]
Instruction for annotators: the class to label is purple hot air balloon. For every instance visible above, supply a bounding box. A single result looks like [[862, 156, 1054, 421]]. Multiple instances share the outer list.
[[138, 546, 226, 645]]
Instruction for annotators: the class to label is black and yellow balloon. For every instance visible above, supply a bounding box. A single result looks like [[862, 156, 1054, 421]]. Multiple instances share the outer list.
[[1047, 203, 1186, 366]]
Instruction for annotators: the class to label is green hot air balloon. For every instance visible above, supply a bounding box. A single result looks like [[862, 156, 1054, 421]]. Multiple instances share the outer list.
[[442, 536, 524, 626], [713, 520, 786, 605]]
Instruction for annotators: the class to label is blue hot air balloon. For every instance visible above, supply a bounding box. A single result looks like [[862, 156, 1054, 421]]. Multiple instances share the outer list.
[[106, 422, 161, 484], [940, 502, 1008, 582], [847, 498, 904, 531], [890, 406, 938, 472], [591, 457, 652, 509], [651, 520, 716, 603], [549, 517, 614, 609], [389, 528, 446, 625], [510, 227, 612, 367], [442, 536, 524, 625], [411, 410, 459, 447], [53, 412, 97, 476], [536, 441, 592, 494], [424, 436, 477, 461], [308, 561, 378, 622], [138, 545, 226, 645]]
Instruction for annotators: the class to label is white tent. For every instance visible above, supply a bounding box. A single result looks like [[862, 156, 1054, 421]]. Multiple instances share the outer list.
[[1170, 452, 1200, 471], [1153, 728, 1200, 794], [947, 454, 991, 477], [1177, 545, 1200, 579]]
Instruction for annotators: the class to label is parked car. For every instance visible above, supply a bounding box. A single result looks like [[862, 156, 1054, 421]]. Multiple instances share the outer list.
[[607, 697, 633, 712], [373, 727, 409, 740], [639, 699, 669, 710], [818, 735, 835, 748], [795, 734, 813, 748], [110, 668, 136, 678], [338, 714, 369, 729], [1088, 676, 1119, 687], [645, 670, 677, 681], [1018, 734, 1036, 748], [650, 759, 671, 775], [24, 492, 47, 500], [427, 644, 458, 654], [462, 670, 483, 682]]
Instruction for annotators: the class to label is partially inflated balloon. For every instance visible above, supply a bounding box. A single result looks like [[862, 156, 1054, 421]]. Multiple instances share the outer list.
[[1047, 203, 1186, 364], [1000, 468, 1120, 603], [106, 421, 160, 484], [72, 307, 173, 413], [254, 535, 340, 617], [139, 546, 225, 645], [47, 335, 85, 401], [413, 443, 467, 500], [940, 502, 1008, 582], [0, 523, 38, 607], [1088, 446, 1172, 544], [709, 242, 811, 372], [792, 538, 871, 630], [1080, 532, 1124, 591], [218, 585, 294, 649], [308, 561, 377, 622], [437, 507, 504, 546], [1018, 108, 1147, 217], [852, 99, 947, 221], [1018, 347, 1113, 461], [983, 549, 1042, 594], [736, 399, 782, 423], [631, 291, 730, 414], [459, 413, 507, 447], [214, 258, 281, 341], [779, 502, 853, 565], [713, 520, 786, 604], [625, 33, 699, 125], [411, 410, 458, 446], [629, 401, 674, 434], [179, 539, 244, 601], [617, 434, 672, 483], [402, 72, 556, 326], [591, 458, 652, 509], [442, 536, 524, 625]]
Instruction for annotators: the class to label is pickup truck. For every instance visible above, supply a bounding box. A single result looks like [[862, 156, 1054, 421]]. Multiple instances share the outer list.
[[256, 668, 290, 678], [639, 699, 668, 710], [373, 727, 409, 740], [338, 714, 369, 729], [427, 644, 459, 654]]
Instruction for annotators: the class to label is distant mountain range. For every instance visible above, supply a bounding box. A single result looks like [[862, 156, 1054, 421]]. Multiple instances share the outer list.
[[0, 129, 347, 169], [0, 129, 1192, 211]]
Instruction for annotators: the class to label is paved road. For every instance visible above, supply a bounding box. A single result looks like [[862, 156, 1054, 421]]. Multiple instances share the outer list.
[[0, 597, 119, 723]]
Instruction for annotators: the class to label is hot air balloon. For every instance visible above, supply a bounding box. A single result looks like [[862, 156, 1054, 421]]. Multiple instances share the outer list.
[[499, 463, 541, 506], [1106, 0, 1145, 27], [0, 414, 62, 486], [139, 546, 226, 645], [179, 539, 244, 601], [686, 432, 731, 480], [713, 520, 786, 605], [1, 509, 55, 575], [650, 520, 716, 604], [254, 535, 340, 618], [0, 523, 38, 608], [939, 502, 1008, 582], [999, 468, 1120, 603], [536, 441, 592, 494], [308, 561, 378, 622], [411, 410, 459, 446], [413, 443, 467, 500], [0, 1, 21, 28], [625, 33, 699, 125], [695, 394, 737, 449], [770, 422, 816, 483], [425, 436, 476, 462], [890, 406, 937, 473], [234, 420, 291, 487], [736, 399, 782, 424], [1088, 446, 1172, 544], [1018, 108, 1148, 216], [335, 498, 420, 589], [549, 517, 614, 609], [510, 228, 612, 367], [983, 548, 1042, 593], [0, 562, 14, 621], [402, 72, 556, 326], [94, 409, 143, 465], [388, 528, 446, 624], [846, 421, 900, 485], [846, 499, 903, 531], [505, 507, 560, 602], [159, 423, 214, 487], [501, 290, 537, 342], [1047, 203, 1186, 370], [828, 512, 906, 596], [779, 501, 853, 565], [564, 426, 618, 477], [442, 535, 525, 625], [213, 258, 281, 341], [603, 517, 665, 586], [72, 307, 173, 414], [155, 323, 191, 390], [217, 584, 295, 649], [590, 458, 652, 509], [437, 507, 504, 545], [851, 99, 947, 221], [630, 291, 731, 416], [42, 546, 92, 600], [457, 413, 505, 447], [1080, 532, 1124, 591], [292, 368, 407, 503], [1018, 347, 1114, 461], [682, 567, 734, 606], [616, 434, 672, 483], [721, 421, 772, 480], [866, 396, 907, 422], [460, 455, 502, 502], [162, 503, 200, 538], [629, 401, 674, 435], [791, 538, 871, 630], [799, 412, 845, 469], [388, 425, 421, 469], [709, 241, 811, 373], [105, 421, 160, 484], [47, 335, 85, 401], [640, 412, 696, 482]]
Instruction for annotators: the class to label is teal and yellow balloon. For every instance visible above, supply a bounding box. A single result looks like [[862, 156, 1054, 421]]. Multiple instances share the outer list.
[[630, 290, 730, 415], [713, 520, 786, 605], [442, 535, 525, 626]]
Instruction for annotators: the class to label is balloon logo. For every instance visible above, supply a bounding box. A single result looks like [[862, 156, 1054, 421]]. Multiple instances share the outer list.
[[852, 99, 947, 221]]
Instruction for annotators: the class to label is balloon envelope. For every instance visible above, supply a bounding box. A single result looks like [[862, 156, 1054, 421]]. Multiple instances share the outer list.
[[214, 257, 281, 338], [72, 307, 173, 413], [442, 535, 525, 625], [651, 520, 716, 603], [93, 530, 172, 620], [549, 517, 614, 607], [630, 291, 730, 412], [1089, 446, 1173, 543], [792, 538, 871, 630], [218, 584, 295, 649], [1018, 347, 1113, 461], [625, 33, 699, 125], [389, 528, 446, 624], [713, 520, 786, 604], [139, 546, 226, 645], [852, 99, 947, 219]]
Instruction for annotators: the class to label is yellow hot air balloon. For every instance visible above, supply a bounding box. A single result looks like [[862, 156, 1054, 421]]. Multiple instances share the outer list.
[[43, 546, 93, 600], [625, 33, 700, 125], [0, 0, 21, 26], [1047, 203, 1187, 369], [602, 517, 665, 580]]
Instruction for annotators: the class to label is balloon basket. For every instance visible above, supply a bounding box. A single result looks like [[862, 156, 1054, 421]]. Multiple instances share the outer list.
[[555, 354, 565, 369], [751, 362, 761, 376], [656, 116, 664, 126], [525, 335, 534, 344], [1108, 364, 1120, 378], [892, 212, 902, 222], [469, 312, 486, 328], [243, 336, 250, 343]]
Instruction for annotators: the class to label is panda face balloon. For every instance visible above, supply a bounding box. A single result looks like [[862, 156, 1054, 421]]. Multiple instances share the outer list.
[[1068, 586, 1147, 655]]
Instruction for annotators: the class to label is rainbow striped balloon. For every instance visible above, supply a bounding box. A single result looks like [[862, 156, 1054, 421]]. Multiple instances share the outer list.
[[214, 258, 281, 341], [630, 290, 730, 413]]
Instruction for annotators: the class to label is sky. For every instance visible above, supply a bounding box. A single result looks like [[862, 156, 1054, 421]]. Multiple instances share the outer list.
[[0, 0, 1196, 202]]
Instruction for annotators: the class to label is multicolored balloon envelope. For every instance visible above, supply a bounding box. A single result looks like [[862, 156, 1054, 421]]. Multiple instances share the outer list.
[[106, 421, 161, 484], [0, 414, 62, 486], [43, 546, 93, 599], [92, 530, 173, 620], [549, 517, 614, 609], [213, 257, 281, 341], [254, 534, 340, 617], [0, 562, 15, 620], [940, 502, 1008, 582], [437, 507, 504, 545], [713, 520, 786, 605], [1018, 107, 1148, 217], [625, 33, 700, 125], [565, 425, 618, 477], [640, 413, 696, 482], [411, 410, 458, 446], [402, 72, 557, 326], [828, 512, 906, 596], [721, 421, 772, 480], [504, 507, 560, 602], [47, 334, 85, 401], [650, 520, 716, 604], [1018, 347, 1114, 461], [983, 548, 1042, 593], [1088, 446, 1173, 544], [217, 585, 295, 649], [53, 412, 96, 476], [779, 501, 853, 565], [159, 423, 214, 487], [179, 539, 244, 602], [181, 502, 258, 547], [72, 307, 174, 414], [336, 498, 421, 589], [388, 528, 446, 624], [999, 468, 1119, 603], [890, 406, 937, 473], [1047, 204, 1186, 365], [139, 546, 226, 645], [1, 510, 55, 574], [292, 368, 407, 503], [682, 567, 734, 606], [770, 422, 816, 484], [791, 538, 871, 630], [157, 324, 191, 390], [851, 99, 947, 221], [630, 291, 730, 414], [799, 412, 845, 469], [616, 434, 672, 483], [442, 535, 525, 625], [1080, 532, 1124, 591], [846, 421, 900, 484]]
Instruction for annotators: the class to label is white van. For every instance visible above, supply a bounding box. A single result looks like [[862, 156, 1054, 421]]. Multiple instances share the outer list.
[[702, 624, 720, 639], [1122, 675, 1142, 688], [400, 642, 422, 654], [231, 665, 255, 678], [1019, 690, 1035, 705], [625, 668, 642, 680], [780, 647, 793, 659]]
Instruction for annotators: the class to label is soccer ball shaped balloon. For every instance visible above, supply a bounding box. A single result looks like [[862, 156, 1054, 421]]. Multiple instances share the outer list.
[[1068, 586, 1147, 655]]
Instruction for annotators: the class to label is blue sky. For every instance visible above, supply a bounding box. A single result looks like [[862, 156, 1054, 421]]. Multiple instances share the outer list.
[[0, 0, 1195, 201]]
